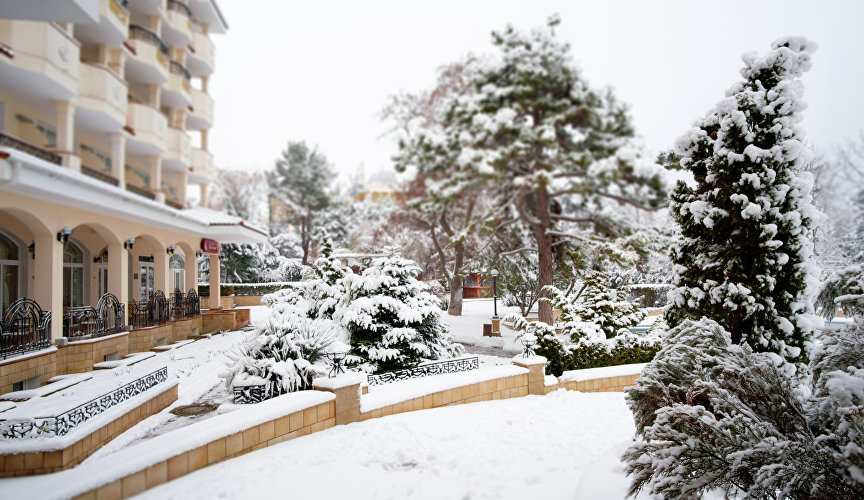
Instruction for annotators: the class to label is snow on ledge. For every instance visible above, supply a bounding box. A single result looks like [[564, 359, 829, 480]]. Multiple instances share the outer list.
[[511, 354, 547, 366], [544, 375, 558, 387], [312, 372, 368, 389], [361, 365, 529, 413], [19, 390, 335, 500], [559, 363, 647, 383], [0, 346, 57, 366]]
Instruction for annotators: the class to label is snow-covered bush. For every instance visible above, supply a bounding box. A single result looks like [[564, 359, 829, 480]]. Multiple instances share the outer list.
[[506, 282, 657, 376], [222, 313, 336, 397], [336, 247, 461, 373], [623, 317, 864, 499]]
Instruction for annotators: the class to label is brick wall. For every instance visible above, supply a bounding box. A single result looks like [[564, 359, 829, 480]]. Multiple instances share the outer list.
[[127, 325, 172, 354], [559, 374, 639, 393], [0, 383, 177, 477], [56, 334, 130, 374], [0, 349, 57, 396]]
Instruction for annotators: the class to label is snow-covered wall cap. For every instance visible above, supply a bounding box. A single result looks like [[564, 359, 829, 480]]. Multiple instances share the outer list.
[[511, 355, 547, 366], [312, 372, 368, 389], [559, 363, 647, 383], [544, 375, 559, 387]]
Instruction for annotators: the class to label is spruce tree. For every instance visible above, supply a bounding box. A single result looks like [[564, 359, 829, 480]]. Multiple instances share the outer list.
[[570, 272, 646, 339], [336, 247, 459, 372], [664, 37, 820, 365]]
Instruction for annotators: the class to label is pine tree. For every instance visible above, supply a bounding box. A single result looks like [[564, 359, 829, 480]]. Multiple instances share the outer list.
[[664, 37, 820, 365], [336, 247, 460, 372], [569, 272, 646, 339], [428, 16, 665, 324], [270, 141, 335, 265]]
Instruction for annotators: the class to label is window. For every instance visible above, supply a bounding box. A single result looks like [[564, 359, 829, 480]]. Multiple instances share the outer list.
[[0, 232, 21, 317], [169, 253, 185, 292], [36, 121, 56, 147], [63, 241, 85, 307]]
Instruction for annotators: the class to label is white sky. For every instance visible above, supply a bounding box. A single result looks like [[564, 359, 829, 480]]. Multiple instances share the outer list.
[[208, 0, 864, 186]]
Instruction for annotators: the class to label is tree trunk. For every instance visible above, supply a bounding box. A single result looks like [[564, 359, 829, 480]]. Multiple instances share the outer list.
[[447, 241, 465, 316], [300, 215, 309, 266], [535, 185, 554, 324]]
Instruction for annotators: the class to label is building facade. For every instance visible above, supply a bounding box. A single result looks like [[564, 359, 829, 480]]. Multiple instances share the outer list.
[[0, 0, 265, 389]]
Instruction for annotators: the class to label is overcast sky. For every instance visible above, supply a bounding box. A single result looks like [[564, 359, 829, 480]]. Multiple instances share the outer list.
[[207, 0, 864, 187]]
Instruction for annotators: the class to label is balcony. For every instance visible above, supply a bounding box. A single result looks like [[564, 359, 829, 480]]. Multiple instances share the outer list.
[[189, 147, 213, 183], [73, 0, 129, 46], [186, 30, 214, 76], [186, 88, 213, 130], [164, 127, 191, 171], [125, 24, 169, 85], [163, 0, 192, 47], [0, 132, 62, 165], [76, 63, 128, 133], [163, 60, 192, 109], [0, 20, 79, 101], [125, 102, 167, 155]]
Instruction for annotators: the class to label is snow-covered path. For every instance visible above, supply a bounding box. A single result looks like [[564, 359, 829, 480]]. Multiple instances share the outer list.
[[136, 390, 637, 500]]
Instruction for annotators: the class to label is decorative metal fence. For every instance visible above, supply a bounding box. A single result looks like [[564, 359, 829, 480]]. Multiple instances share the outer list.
[[128, 291, 171, 329], [233, 385, 266, 404], [185, 288, 200, 317], [63, 293, 128, 340], [0, 298, 51, 360], [0, 367, 168, 439], [170, 291, 185, 319], [366, 356, 480, 386]]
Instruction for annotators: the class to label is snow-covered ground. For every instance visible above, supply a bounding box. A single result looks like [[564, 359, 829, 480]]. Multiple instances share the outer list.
[[137, 390, 640, 500], [444, 299, 524, 352]]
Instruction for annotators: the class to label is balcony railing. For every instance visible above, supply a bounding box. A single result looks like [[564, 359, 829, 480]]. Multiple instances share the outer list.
[[128, 290, 169, 329], [1, 298, 51, 360], [0, 133, 62, 165], [126, 183, 156, 200], [129, 25, 168, 55], [63, 293, 127, 341], [169, 61, 191, 82], [81, 165, 120, 186], [167, 0, 191, 17]]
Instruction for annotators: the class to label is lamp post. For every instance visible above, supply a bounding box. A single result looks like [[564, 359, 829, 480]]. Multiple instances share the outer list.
[[491, 269, 499, 319]]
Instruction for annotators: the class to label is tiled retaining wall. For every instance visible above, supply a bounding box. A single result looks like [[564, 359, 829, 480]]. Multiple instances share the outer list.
[[57, 334, 129, 374], [230, 295, 263, 307], [0, 383, 177, 477], [69, 398, 335, 500], [359, 373, 530, 421], [560, 374, 640, 393], [128, 325, 173, 354], [201, 310, 244, 333], [0, 349, 58, 396], [169, 316, 202, 343]]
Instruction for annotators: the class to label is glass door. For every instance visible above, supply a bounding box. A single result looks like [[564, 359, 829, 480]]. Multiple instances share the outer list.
[[138, 257, 154, 300]]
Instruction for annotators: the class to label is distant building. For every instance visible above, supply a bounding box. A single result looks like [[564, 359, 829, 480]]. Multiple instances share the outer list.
[[0, 0, 265, 390], [355, 168, 406, 204]]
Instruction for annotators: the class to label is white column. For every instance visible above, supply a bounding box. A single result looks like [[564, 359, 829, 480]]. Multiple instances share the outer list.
[[199, 183, 208, 208], [54, 100, 78, 171], [208, 253, 220, 310], [110, 132, 126, 188], [184, 250, 198, 294], [33, 233, 64, 343], [177, 171, 188, 206], [107, 242, 129, 323], [148, 155, 166, 203]]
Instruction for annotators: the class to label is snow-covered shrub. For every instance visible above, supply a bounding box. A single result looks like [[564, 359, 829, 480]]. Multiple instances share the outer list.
[[336, 247, 461, 373], [507, 282, 656, 376], [623, 317, 864, 499], [222, 313, 336, 397]]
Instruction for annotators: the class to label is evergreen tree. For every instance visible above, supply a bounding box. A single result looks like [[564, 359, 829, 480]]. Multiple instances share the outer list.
[[426, 16, 665, 324], [270, 141, 335, 265], [336, 247, 460, 372], [568, 271, 646, 339], [664, 37, 821, 365]]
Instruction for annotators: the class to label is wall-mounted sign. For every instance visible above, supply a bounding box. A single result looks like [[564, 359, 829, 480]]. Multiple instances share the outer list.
[[200, 239, 220, 254]]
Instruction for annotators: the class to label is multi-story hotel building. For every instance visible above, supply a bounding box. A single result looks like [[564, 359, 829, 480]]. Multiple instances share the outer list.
[[0, 1, 265, 392]]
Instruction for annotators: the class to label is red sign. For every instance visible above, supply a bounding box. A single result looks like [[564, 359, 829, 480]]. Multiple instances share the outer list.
[[200, 239, 220, 254]]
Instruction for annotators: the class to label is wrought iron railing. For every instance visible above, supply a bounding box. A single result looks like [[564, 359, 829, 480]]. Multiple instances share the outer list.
[[170, 291, 185, 319], [169, 61, 191, 82], [366, 356, 480, 386], [185, 288, 200, 316], [81, 165, 120, 186], [96, 292, 126, 334], [128, 291, 170, 329], [1, 298, 51, 360], [125, 183, 156, 200], [129, 25, 168, 55], [0, 367, 168, 438], [0, 132, 62, 165], [167, 0, 191, 17]]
